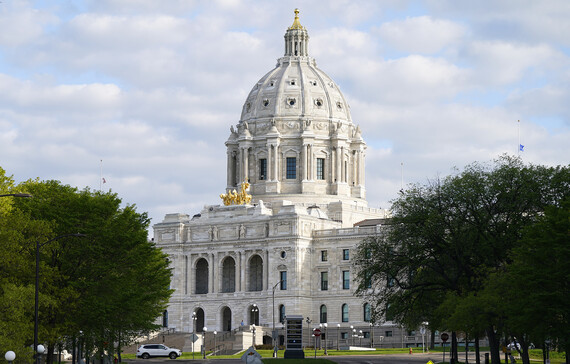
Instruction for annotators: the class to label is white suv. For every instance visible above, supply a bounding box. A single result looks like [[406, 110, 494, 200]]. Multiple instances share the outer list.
[[136, 344, 181, 359]]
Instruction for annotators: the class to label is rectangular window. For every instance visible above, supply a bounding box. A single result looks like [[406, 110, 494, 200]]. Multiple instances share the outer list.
[[341, 332, 348, 339], [286, 157, 296, 179], [342, 270, 350, 289], [280, 271, 287, 290], [342, 249, 349, 260], [259, 158, 267, 180], [385, 330, 393, 337], [364, 271, 372, 289], [316, 158, 325, 180], [321, 250, 328, 262], [321, 272, 328, 291]]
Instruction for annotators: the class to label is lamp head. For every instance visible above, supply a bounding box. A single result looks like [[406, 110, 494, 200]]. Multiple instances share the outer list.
[[5, 351, 16, 362], [37, 345, 46, 354]]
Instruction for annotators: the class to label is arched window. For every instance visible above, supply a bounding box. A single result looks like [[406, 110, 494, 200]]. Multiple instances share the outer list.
[[195, 258, 209, 294], [320, 305, 327, 323], [222, 306, 232, 331], [248, 255, 263, 291], [386, 303, 395, 322], [222, 256, 236, 293], [195, 308, 205, 332], [279, 305, 286, 324], [341, 304, 349, 323], [250, 304, 260, 325], [363, 303, 371, 322], [162, 310, 168, 327]]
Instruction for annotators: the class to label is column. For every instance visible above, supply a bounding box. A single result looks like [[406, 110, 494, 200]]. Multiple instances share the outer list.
[[273, 144, 279, 181], [302, 144, 307, 180], [265, 249, 270, 291], [243, 147, 249, 182], [237, 251, 242, 292], [241, 252, 246, 292], [209, 253, 215, 294], [307, 144, 312, 180], [189, 255, 195, 296], [360, 151, 365, 187], [226, 151, 232, 187], [267, 144, 272, 181], [336, 147, 341, 183], [340, 147, 345, 182]]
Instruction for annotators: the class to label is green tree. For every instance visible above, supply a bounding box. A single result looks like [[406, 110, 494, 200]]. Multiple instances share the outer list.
[[490, 197, 570, 364], [354, 156, 569, 364], [1, 174, 172, 364]]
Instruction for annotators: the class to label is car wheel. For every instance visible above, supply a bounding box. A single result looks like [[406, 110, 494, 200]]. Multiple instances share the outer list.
[[141, 353, 150, 359], [169, 352, 178, 359]]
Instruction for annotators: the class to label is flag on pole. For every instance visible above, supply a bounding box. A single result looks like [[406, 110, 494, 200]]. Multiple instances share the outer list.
[[102, 177, 107, 183], [519, 144, 524, 152]]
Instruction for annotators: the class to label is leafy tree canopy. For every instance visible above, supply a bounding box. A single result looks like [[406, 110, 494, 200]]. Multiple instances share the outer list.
[[354, 155, 569, 364], [0, 169, 173, 364]]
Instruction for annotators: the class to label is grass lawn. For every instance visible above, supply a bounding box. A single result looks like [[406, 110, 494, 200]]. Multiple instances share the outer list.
[[263, 360, 336, 364]]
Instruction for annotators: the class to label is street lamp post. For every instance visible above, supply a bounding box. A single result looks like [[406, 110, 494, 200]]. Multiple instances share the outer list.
[[34, 234, 86, 364], [350, 326, 354, 346], [272, 280, 284, 358], [337, 324, 340, 350], [305, 317, 312, 350], [323, 323, 328, 355], [359, 330, 363, 346], [5, 351, 16, 364], [213, 331, 217, 356], [202, 327, 208, 359], [319, 324, 323, 350], [36, 345, 45, 364], [251, 304, 259, 325], [369, 323, 373, 348], [191, 312, 197, 360]]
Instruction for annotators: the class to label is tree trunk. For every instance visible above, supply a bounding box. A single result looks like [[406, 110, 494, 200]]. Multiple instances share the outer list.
[[486, 327, 501, 364], [430, 330, 436, 350], [475, 334, 481, 364], [72, 337, 77, 364], [451, 331, 458, 364], [465, 335, 469, 364]]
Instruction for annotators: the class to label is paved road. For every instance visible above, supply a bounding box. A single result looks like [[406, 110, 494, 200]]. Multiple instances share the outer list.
[[124, 353, 438, 364], [124, 352, 486, 364]]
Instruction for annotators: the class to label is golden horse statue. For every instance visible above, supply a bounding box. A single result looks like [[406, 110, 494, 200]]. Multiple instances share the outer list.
[[220, 181, 252, 206]]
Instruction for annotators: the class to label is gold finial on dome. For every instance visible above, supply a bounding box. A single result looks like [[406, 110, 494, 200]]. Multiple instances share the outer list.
[[288, 8, 304, 30]]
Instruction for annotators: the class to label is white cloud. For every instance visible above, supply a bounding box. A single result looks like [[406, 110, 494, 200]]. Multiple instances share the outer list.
[[1, 0, 569, 230], [465, 41, 561, 86], [377, 16, 466, 54], [0, 0, 58, 47]]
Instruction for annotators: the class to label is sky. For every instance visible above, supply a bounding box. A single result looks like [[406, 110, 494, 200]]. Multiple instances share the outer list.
[[1, 0, 569, 234]]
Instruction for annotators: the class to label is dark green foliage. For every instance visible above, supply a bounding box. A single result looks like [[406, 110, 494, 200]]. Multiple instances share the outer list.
[[354, 155, 569, 364], [0, 169, 173, 363]]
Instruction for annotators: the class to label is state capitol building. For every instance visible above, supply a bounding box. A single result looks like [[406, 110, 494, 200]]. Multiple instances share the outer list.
[[153, 10, 424, 351]]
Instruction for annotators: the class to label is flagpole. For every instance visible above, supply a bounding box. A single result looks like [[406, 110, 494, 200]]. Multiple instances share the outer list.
[[100, 159, 103, 191], [400, 162, 404, 192], [517, 120, 520, 156]]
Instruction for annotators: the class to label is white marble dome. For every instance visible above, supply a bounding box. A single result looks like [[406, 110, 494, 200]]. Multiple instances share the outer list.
[[225, 9, 367, 206], [239, 10, 352, 125]]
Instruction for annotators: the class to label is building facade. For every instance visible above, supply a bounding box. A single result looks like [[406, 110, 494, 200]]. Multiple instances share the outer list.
[[153, 10, 424, 349]]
